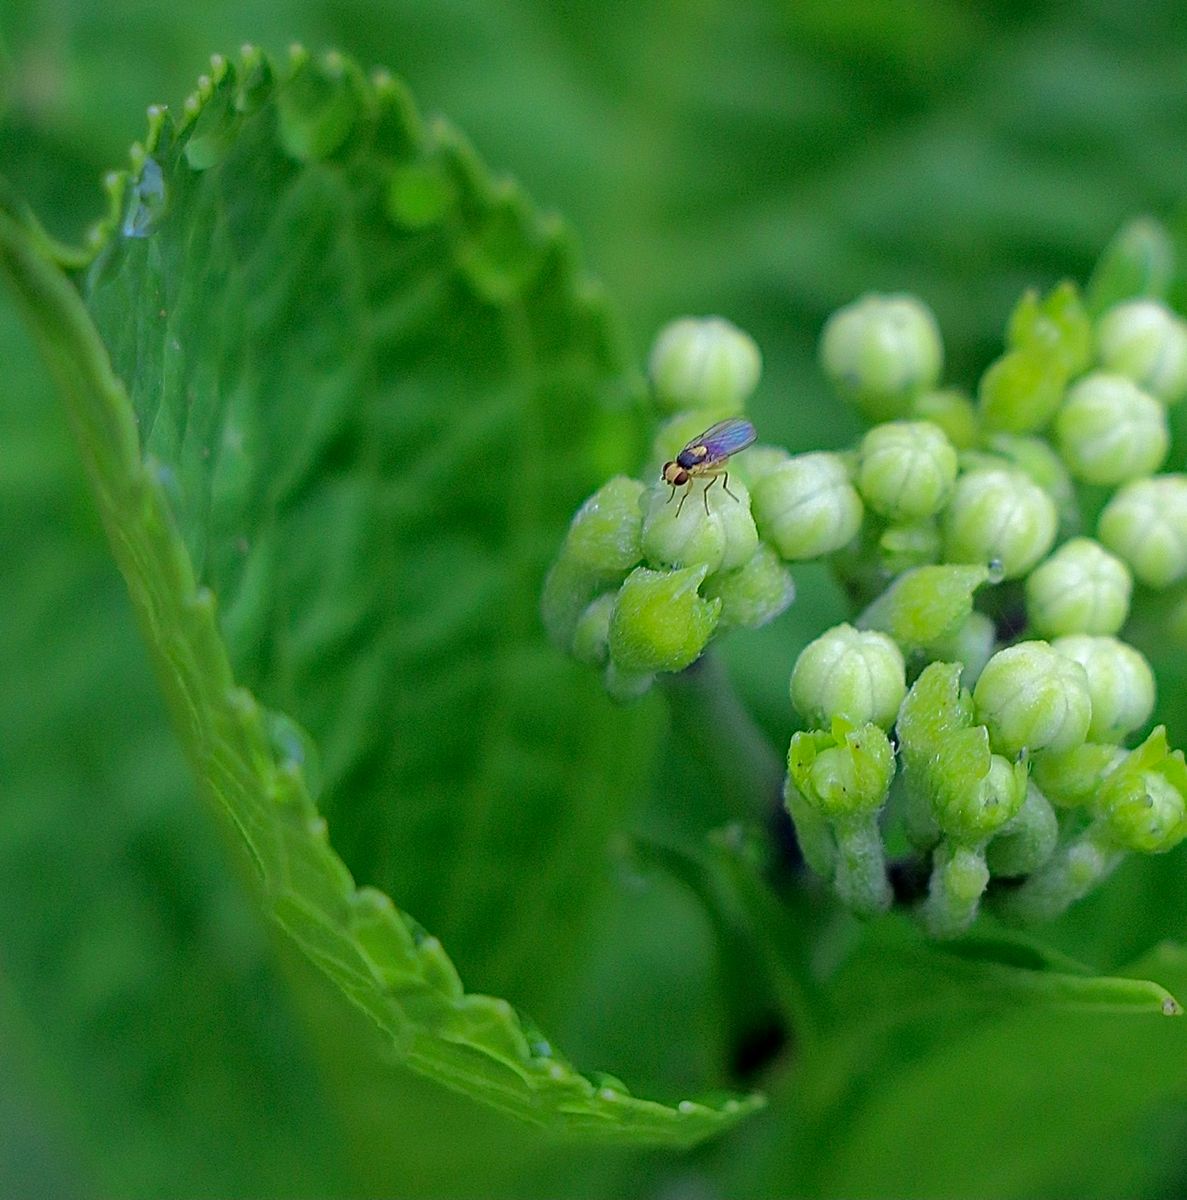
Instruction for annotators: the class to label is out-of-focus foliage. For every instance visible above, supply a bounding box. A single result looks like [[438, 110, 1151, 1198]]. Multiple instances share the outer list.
[[4, 3, 1187, 1198]]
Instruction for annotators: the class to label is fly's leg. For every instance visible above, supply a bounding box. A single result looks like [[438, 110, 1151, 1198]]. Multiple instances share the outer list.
[[702, 474, 719, 515], [666, 483, 678, 505], [675, 487, 690, 518], [722, 471, 739, 502]]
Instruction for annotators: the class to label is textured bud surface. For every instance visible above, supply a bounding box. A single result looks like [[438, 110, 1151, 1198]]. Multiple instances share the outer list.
[[565, 475, 646, 573], [649, 316, 761, 414], [790, 624, 905, 729], [857, 419, 957, 520], [641, 477, 758, 573], [1054, 372, 1168, 485], [751, 452, 863, 560], [911, 388, 979, 449], [608, 565, 720, 674], [1096, 298, 1187, 405], [942, 468, 1057, 579], [1052, 634, 1155, 743], [1098, 475, 1187, 588], [702, 543, 795, 630], [1025, 537, 1133, 637], [973, 641, 1093, 756], [820, 293, 943, 422]]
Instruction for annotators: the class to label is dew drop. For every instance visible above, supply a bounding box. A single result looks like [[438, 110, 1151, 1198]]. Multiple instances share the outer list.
[[986, 556, 1006, 584], [122, 157, 166, 238]]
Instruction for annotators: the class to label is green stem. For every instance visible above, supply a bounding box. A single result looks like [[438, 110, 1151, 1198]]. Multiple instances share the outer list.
[[662, 652, 786, 823]]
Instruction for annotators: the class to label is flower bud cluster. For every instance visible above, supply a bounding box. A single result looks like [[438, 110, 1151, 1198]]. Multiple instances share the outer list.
[[546, 224, 1187, 936]]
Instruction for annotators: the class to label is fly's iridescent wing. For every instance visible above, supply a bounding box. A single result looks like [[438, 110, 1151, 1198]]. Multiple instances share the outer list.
[[695, 418, 757, 464]]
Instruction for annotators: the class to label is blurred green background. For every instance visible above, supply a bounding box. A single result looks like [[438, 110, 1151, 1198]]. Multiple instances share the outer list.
[[4, 1, 1187, 1197]]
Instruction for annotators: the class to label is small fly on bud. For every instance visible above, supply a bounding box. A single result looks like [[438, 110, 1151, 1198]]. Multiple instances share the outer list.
[[662, 418, 757, 515]]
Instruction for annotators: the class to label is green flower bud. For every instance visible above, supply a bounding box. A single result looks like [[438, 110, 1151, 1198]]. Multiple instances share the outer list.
[[912, 388, 980, 449], [641, 477, 758, 573], [788, 720, 894, 917], [1031, 741, 1126, 808], [1095, 727, 1187, 854], [897, 663, 1026, 846], [1096, 299, 1187, 405], [608, 565, 721, 675], [1054, 372, 1168, 485], [1025, 538, 1133, 638], [977, 346, 1068, 434], [565, 475, 646, 574], [981, 434, 1078, 531], [932, 736, 1028, 842], [1098, 474, 1187, 588], [942, 467, 1057, 580], [702, 543, 795, 630], [571, 593, 616, 666], [790, 624, 906, 729], [1086, 216, 1174, 316], [751, 452, 863, 561], [922, 842, 991, 940], [820, 293, 943, 422], [649, 316, 761, 415], [896, 661, 974, 759], [788, 721, 895, 820], [973, 640, 1093, 756], [541, 555, 601, 652], [1006, 281, 1093, 376], [985, 781, 1058, 877], [878, 519, 943, 574], [1051, 635, 1156, 744], [929, 611, 997, 688], [729, 444, 790, 489], [857, 563, 988, 655], [856, 420, 958, 521]]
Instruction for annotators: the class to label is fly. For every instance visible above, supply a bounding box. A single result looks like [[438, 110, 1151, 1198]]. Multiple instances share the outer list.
[[661, 417, 757, 516]]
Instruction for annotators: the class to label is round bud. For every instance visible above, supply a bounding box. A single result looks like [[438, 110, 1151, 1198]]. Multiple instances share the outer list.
[[1051, 634, 1155, 744], [750, 452, 864, 561], [702, 543, 796, 631], [649, 316, 761, 414], [982, 434, 1077, 529], [1096, 299, 1187, 406], [565, 475, 645, 574], [730, 444, 790, 489], [788, 723, 895, 820], [1098, 474, 1187, 588], [856, 420, 958, 521], [571, 593, 616, 666], [1100, 768, 1187, 854], [608, 565, 720, 675], [928, 610, 997, 688], [1025, 538, 1133, 637], [942, 468, 1057, 580], [819, 293, 943, 422], [973, 640, 1093, 757], [1054, 372, 1168, 485], [912, 389, 980, 449], [790, 624, 906, 730], [878, 519, 942, 575], [641, 476, 758, 574]]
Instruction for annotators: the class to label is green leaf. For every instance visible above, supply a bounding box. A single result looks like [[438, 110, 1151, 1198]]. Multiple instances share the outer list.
[[0, 47, 757, 1145]]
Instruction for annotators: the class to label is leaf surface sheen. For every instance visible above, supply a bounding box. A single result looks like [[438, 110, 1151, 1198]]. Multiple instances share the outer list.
[[0, 46, 757, 1144]]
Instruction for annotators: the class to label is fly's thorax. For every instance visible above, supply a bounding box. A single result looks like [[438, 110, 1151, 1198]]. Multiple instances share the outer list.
[[677, 444, 710, 470]]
